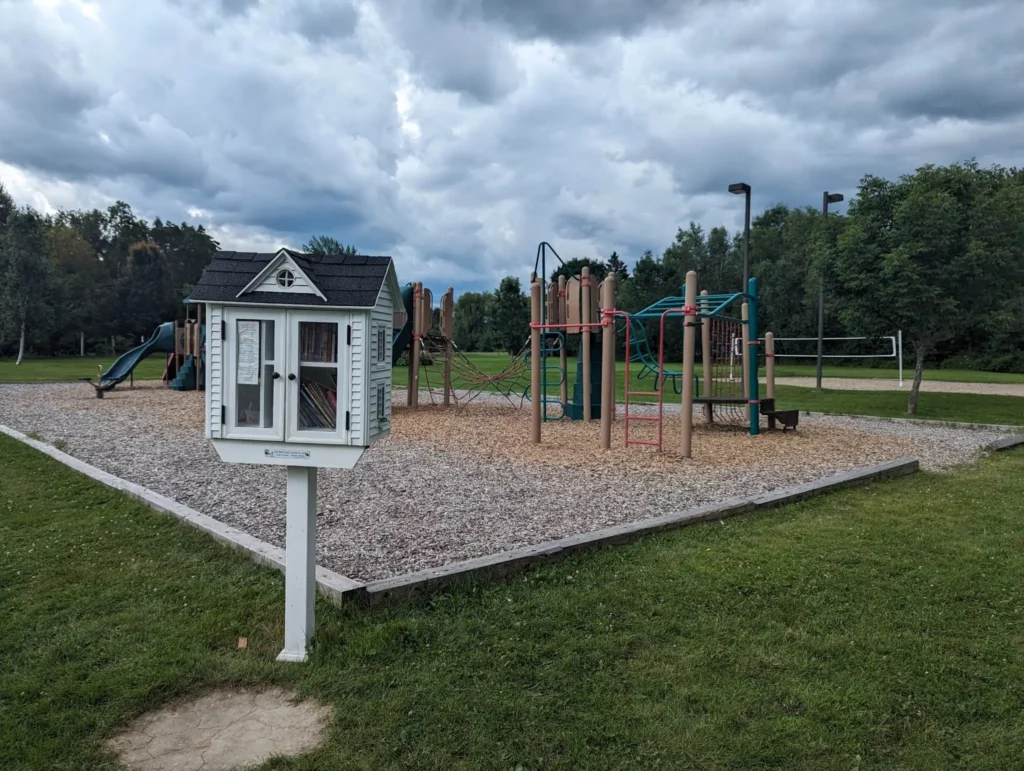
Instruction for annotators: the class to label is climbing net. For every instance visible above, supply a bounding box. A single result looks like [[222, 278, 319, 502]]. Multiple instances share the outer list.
[[704, 316, 748, 426], [416, 333, 532, 412]]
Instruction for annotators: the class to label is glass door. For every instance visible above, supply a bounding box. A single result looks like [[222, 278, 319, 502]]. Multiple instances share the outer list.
[[286, 313, 347, 443], [225, 309, 285, 440]]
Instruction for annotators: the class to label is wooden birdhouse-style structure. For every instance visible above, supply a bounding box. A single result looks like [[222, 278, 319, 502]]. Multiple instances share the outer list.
[[189, 247, 403, 663], [189, 248, 403, 469]]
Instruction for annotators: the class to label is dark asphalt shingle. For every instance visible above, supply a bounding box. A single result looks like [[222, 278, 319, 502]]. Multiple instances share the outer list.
[[188, 250, 393, 307]]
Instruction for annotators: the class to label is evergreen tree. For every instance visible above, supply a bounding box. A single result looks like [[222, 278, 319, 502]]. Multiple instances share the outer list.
[[606, 251, 629, 280], [303, 235, 357, 256]]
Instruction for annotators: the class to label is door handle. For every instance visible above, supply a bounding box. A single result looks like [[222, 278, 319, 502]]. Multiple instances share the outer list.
[[287, 373, 296, 381], [272, 372, 281, 380]]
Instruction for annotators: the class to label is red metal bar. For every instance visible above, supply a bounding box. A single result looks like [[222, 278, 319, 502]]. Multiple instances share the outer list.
[[600, 308, 667, 451]]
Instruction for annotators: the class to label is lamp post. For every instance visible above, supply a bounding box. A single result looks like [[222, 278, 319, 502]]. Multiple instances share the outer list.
[[728, 182, 751, 291], [816, 191, 845, 390]]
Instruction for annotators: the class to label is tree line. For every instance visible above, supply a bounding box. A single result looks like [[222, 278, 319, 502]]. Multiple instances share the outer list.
[[0, 183, 219, 362], [3, 160, 1021, 409], [452, 162, 1024, 409]]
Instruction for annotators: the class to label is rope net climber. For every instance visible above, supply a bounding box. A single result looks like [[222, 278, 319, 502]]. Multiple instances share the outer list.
[[416, 332, 532, 412], [704, 316, 748, 426]]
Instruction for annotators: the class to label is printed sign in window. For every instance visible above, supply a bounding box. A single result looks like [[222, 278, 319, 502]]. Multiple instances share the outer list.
[[237, 320, 260, 385]]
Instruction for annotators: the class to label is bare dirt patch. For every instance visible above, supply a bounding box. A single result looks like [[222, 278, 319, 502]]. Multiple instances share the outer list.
[[107, 687, 331, 770]]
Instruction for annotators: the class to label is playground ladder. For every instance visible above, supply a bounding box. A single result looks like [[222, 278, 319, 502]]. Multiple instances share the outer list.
[[618, 312, 664, 450], [540, 331, 566, 421]]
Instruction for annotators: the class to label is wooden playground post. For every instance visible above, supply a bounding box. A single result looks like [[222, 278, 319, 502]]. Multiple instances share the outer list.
[[530, 279, 542, 444], [409, 281, 422, 409], [765, 331, 775, 400], [680, 271, 698, 458], [442, 287, 454, 407], [700, 289, 712, 424], [581, 267, 592, 423], [600, 274, 616, 450], [741, 302, 751, 427], [557, 274, 568, 410]]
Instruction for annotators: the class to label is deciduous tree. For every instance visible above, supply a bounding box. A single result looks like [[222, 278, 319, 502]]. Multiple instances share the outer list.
[[0, 208, 53, 364]]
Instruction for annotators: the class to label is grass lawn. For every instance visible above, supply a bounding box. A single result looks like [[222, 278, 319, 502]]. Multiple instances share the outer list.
[[396, 354, 1023, 426], [774, 386, 1024, 426], [2, 434, 1024, 769], [0, 355, 167, 383], [4, 353, 1023, 386], [2, 354, 1020, 425]]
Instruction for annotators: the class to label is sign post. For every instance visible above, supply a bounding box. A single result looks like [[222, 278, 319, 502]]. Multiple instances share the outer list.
[[277, 466, 319, 662]]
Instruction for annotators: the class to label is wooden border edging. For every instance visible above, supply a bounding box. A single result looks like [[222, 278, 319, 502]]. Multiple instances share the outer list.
[[0, 424, 364, 602], [11, 415, 1018, 610], [983, 433, 1024, 452], [355, 456, 921, 603]]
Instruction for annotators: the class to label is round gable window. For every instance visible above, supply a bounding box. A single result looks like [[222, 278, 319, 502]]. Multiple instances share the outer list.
[[276, 269, 295, 288]]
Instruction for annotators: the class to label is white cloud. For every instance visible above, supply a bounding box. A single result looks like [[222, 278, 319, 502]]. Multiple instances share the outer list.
[[2, 0, 1022, 292]]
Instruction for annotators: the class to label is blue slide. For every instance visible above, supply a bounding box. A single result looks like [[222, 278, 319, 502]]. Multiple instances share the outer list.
[[391, 283, 416, 365], [98, 322, 177, 390]]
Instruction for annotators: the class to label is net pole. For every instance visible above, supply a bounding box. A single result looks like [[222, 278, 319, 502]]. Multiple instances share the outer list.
[[898, 329, 904, 388]]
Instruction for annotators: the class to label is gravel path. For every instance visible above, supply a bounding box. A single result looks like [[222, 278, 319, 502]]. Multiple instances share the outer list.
[[773, 377, 1024, 397], [0, 382, 1009, 582]]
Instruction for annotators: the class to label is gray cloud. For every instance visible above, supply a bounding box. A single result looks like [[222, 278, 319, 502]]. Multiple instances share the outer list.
[[1, 0, 1022, 291], [218, 0, 259, 15], [419, 0, 689, 42], [375, 1, 521, 102], [293, 0, 359, 42]]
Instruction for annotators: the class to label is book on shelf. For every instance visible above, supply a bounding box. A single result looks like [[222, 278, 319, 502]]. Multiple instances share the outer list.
[[299, 322, 338, 363], [298, 376, 338, 429]]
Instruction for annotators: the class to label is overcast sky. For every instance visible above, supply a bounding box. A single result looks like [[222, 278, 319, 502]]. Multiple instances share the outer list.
[[2, 0, 1022, 292]]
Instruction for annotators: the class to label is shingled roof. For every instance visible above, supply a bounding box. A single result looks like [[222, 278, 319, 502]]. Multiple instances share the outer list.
[[188, 249, 394, 307]]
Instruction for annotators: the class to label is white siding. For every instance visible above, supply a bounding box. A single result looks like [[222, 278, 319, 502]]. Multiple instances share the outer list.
[[349, 313, 365, 445], [207, 304, 223, 438], [369, 280, 393, 438]]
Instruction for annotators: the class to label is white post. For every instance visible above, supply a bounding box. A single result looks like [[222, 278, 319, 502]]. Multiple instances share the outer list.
[[898, 329, 904, 388], [277, 466, 318, 663]]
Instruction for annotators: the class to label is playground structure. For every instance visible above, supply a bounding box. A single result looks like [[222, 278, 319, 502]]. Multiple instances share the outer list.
[[82, 309, 206, 397], [165, 306, 205, 392], [401, 281, 537, 412], [526, 269, 782, 458], [87, 243, 796, 461], [81, 321, 177, 397], [396, 242, 796, 459]]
